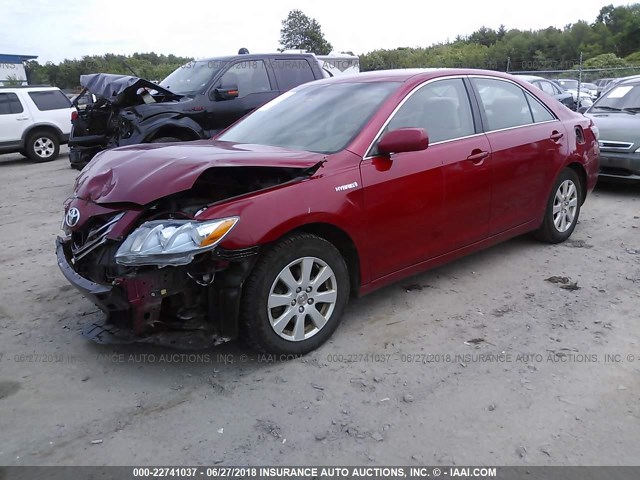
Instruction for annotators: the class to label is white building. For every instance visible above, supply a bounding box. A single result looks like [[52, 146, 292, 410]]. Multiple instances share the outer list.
[[0, 54, 38, 86]]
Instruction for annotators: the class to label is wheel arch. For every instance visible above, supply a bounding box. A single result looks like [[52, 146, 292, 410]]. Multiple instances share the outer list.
[[146, 125, 202, 142], [21, 123, 64, 146], [565, 161, 587, 204], [139, 116, 206, 143], [288, 222, 361, 298]]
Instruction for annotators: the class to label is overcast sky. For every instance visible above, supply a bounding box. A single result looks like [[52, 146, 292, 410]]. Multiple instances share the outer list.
[[0, 0, 629, 63]]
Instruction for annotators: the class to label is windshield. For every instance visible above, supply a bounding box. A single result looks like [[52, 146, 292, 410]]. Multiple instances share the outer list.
[[159, 60, 226, 95], [218, 81, 400, 154], [559, 79, 578, 90], [593, 83, 640, 111]]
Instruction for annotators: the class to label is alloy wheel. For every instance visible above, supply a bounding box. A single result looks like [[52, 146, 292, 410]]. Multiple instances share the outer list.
[[267, 256, 338, 342], [33, 137, 55, 158], [552, 179, 578, 233]]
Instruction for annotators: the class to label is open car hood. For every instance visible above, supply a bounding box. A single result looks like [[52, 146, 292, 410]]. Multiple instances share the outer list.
[[74, 140, 325, 205], [79, 73, 182, 105]]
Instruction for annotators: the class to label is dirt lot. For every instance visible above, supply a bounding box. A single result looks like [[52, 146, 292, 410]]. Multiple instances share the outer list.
[[0, 148, 639, 467]]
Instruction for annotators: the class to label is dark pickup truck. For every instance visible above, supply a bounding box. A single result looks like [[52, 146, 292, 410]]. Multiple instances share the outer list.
[[68, 53, 325, 169]]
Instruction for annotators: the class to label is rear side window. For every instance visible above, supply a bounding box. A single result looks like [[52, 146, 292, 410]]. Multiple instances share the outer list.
[[271, 59, 316, 91], [28, 90, 72, 111], [473, 78, 534, 131], [526, 92, 555, 123], [0, 93, 24, 114]]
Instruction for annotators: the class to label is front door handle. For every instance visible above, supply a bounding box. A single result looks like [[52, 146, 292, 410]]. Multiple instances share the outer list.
[[467, 150, 489, 164], [550, 131, 564, 142]]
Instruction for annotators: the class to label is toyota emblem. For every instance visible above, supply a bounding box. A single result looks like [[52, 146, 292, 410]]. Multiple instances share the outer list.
[[65, 207, 81, 228]]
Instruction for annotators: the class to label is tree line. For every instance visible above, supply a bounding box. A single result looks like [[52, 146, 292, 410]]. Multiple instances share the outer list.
[[25, 4, 640, 90], [359, 4, 640, 76], [26, 52, 192, 90]]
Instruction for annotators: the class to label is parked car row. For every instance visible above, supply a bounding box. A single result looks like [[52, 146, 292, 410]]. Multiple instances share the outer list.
[[584, 77, 640, 182], [57, 69, 600, 353], [516, 75, 594, 110]]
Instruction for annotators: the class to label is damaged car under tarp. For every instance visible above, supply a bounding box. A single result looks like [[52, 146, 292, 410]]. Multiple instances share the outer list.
[[77, 73, 181, 105], [67, 53, 326, 170], [68, 73, 189, 170]]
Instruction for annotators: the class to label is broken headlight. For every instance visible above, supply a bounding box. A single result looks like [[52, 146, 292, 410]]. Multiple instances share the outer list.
[[115, 217, 239, 267]]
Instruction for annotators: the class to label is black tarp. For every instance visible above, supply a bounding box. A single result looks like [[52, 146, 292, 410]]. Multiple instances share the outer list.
[[79, 73, 181, 105]]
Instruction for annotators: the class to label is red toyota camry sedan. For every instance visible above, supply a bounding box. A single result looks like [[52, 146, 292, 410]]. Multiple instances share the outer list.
[[57, 69, 600, 353]]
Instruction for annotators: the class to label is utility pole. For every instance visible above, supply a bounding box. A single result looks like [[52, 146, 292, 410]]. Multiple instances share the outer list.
[[577, 52, 583, 110]]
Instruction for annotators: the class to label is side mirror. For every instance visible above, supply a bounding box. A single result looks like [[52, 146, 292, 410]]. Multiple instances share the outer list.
[[578, 106, 589, 114], [378, 128, 429, 156], [213, 84, 239, 101]]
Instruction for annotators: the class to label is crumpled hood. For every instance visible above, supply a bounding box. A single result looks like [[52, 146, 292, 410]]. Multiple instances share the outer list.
[[80, 73, 181, 105], [74, 140, 325, 205]]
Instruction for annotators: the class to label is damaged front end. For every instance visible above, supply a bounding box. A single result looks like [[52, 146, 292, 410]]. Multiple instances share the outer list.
[[57, 154, 323, 348], [69, 74, 183, 170]]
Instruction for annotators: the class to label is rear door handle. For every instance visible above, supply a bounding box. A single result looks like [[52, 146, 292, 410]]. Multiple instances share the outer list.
[[467, 150, 489, 164], [550, 131, 564, 141], [16, 116, 29, 121]]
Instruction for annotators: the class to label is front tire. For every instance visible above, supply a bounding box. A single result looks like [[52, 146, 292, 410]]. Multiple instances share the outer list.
[[241, 233, 350, 354], [536, 168, 582, 243], [26, 131, 59, 162]]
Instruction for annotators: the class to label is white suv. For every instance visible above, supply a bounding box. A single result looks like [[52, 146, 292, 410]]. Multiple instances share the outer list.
[[0, 86, 74, 162]]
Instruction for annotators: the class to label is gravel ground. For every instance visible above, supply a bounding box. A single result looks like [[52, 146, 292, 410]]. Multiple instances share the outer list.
[[0, 148, 639, 466]]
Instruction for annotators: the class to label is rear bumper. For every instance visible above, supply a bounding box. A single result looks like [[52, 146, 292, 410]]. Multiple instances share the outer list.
[[599, 151, 640, 181]]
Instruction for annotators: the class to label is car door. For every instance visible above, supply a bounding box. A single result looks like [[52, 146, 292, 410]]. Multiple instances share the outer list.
[[207, 60, 278, 131], [470, 77, 567, 235], [360, 77, 492, 279], [0, 92, 31, 144]]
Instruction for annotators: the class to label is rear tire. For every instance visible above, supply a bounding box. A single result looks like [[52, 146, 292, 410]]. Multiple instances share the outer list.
[[26, 131, 59, 162], [241, 233, 350, 354], [535, 168, 582, 243]]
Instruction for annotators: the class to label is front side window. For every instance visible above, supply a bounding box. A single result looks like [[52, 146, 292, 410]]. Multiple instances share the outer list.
[[0, 93, 24, 114], [28, 90, 71, 111], [218, 61, 271, 98], [384, 78, 475, 144], [159, 60, 226, 95], [473, 78, 534, 131]]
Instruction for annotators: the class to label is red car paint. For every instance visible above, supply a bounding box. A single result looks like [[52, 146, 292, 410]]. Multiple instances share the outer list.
[[75, 142, 325, 205], [60, 69, 599, 345]]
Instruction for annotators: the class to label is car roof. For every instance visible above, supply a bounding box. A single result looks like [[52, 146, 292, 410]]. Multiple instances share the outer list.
[[513, 74, 545, 81], [0, 85, 61, 91], [196, 53, 317, 62], [308, 68, 531, 85], [617, 77, 640, 86]]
